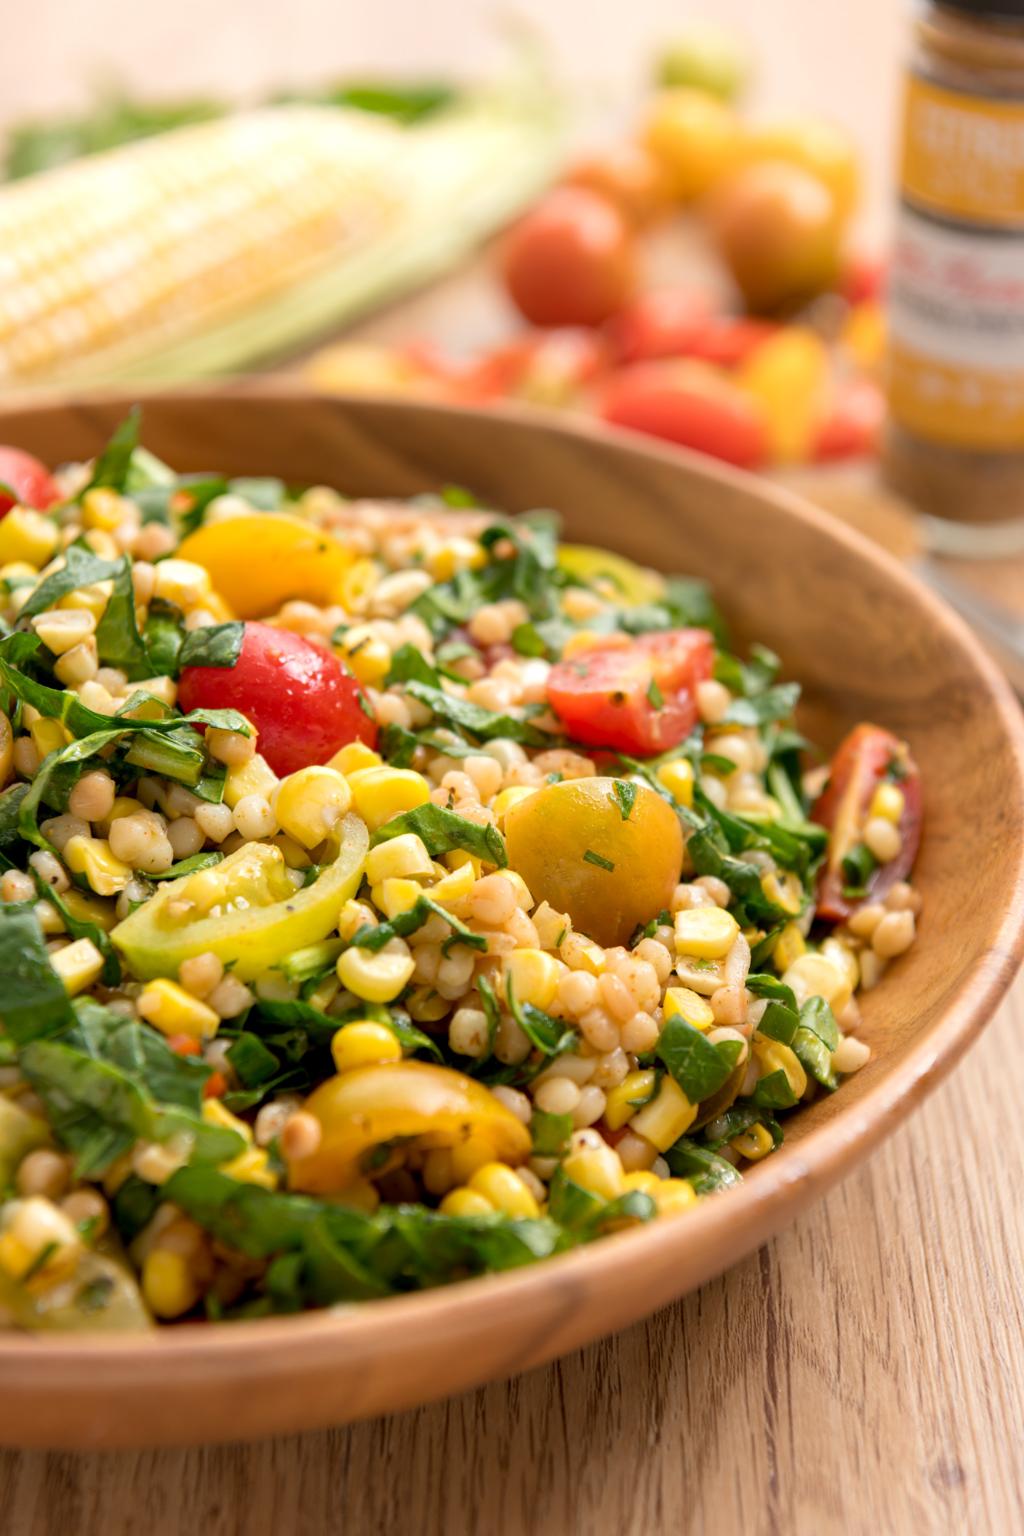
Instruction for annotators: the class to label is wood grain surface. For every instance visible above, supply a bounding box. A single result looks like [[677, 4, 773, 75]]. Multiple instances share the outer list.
[[1, 981, 1020, 1535]]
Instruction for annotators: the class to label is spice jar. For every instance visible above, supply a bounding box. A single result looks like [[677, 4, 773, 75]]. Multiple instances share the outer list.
[[884, 1, 1024, 552]]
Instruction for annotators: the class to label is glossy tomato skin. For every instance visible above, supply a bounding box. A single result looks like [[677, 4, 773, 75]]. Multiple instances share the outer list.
[[607, 288, 714, 363], [600, 361, 767, 468], [812, 378, 885, 462], [501, 188, 635, 329], [0, 447, 60, 517], [546, 628, 713, 755], [178, 622, 376, 778], [813, 723, 922, 921]]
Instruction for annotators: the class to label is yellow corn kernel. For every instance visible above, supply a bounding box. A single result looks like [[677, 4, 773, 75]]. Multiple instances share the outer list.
[[274, 765, 352, 850], [663, 986, 715, 1031], [405, 985, 451, 1023], [142, 1248, 200, 1319], [753, 1038, 808, 1101], [328, 741, 381, 775], [820, 937, 859, 998], [448, 1135, 495, 1185], [561, 629, 614, 659], [29, 715, 71, 759], [337, 899, 377, 942], [220, 1145, 278, 1189], [491, 785, 538, 822], [468, 1162, 540, 1218], [674, 905, 740, 960], [870, 782, 905, 824], [63, 834, 132, 897], [347, 766, 430, 832], [761, 869, 803, 916], [95, 795, 145, 837], [138, 978, 219, 1040], [0, 508, 60, 568], [429, 861, 477, 907], [49, 937, 105, 996], [560, 933, 605, 975], [773, 921, 807, 974], [58, 584, 109, 621], [503, 948, 560, 1011], [335, 625, 390, 685], [340, 557, 381, 613], [331, 1020, 402, 1073], [443, 849, 482, 876], [730, 1123, 774, 1161], [365, 832, 434, 884], [336, 946, 415, 1003], [621, 1170, 661, 1196], [223, 752, 279, 810], [0, 1197, 81, 1283], [562, 1143, 625, 1202], [630, 1075, 697, 1152], [334, 1178, 380, 1214], [152, 558, 212, 610], [202, 1098, 252, 1141], [371, 877, 423, 919], [652, 1177, 698, 1215], [656, 758, 695, 808], [502, 870, 533, 907], [782, 952, 852, 1014], [604, 1068, 657, 1131], [81, 488, 127, 533], [439, 1186, 494, 1218], [60, 886, 117, 933], [427, 537, 486, 581]]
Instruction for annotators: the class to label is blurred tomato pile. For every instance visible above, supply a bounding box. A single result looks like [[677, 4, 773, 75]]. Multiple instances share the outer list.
[[306, 30, 885, 473]]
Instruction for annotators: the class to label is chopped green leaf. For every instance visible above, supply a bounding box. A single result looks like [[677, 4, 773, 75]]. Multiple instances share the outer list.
[[582, 849, 615, 872], [370, 800, 506, 868]]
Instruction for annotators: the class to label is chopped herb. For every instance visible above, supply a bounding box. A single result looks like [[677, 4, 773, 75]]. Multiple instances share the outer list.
[[646, 678, 664, 709], [178, 622, 245, 670], [370, 801, 506, 868], [611, 780, 638, 821], [582, 849, 615, 872]]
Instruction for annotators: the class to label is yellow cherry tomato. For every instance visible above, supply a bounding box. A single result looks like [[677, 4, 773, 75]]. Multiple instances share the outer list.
[[738, 327, 830, 463], [177, 513, 354, 620], [557, 544, 665, 606], [288, 1062, 532, 1194], [504, 777, 683, 948], [642, 88, 743, 202], [743, 117, 860, 221], [112, 814, 368, 980]]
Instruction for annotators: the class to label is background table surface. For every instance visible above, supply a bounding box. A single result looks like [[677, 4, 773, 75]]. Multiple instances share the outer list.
[[4, 3, 1024, 1531]]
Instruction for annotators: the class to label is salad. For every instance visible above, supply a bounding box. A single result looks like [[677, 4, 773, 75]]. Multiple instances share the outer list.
[[0, 415, 921, 1330]]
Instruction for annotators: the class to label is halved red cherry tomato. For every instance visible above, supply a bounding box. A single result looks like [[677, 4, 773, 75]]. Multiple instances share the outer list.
[[682, 317, 779, 368], [178, 621, 377, 778], [502, 188, 635, 328], [0, 447, 60, 517], [600, 360, 768, 468], [813, 723, 922, 921], [546, 628, 713, 755], [607, 289, 715, 363], [811, 378, 885, 462]]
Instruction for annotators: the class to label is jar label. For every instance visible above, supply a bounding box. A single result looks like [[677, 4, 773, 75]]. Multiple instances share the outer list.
[[901, 74, 1024, 228]]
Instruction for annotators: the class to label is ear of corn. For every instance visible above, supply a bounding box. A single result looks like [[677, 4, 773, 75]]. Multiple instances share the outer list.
[[0, 72, 562, 393]]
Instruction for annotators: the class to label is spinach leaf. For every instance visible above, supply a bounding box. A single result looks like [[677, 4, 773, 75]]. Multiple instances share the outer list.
[[0, 902, 74, 1043], [378, 724, 479, 767], [404, 681, 548, 747], [253, 996, 442, 1064], [655, 1014, 742, 1104], [722, 683, 801, 729], [17, 541, 121, 622], [506, 977, 578, 1060], [751, 1069, 799, 1110], [664, 1138, 743, 1193], [353, 894, 486, 960], [530, 1109, 572, 1158], [78, 408, 142, 497], [370, 800, 507, 868], [142, 603, 184, 676], [178, 622, 245, 671], [384, 643, 442, 690], [94, 555, 149, 678]]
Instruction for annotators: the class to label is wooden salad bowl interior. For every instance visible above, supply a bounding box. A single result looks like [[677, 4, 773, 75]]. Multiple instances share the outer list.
[[0, 387, 1022, 1450]]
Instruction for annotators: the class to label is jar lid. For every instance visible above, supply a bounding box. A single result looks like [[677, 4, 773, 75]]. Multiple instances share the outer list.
[[934, 0, 1024, 18]]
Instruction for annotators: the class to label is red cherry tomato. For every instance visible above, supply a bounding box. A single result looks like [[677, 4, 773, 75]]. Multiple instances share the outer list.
[[606, 289, 715, 363], [812, 723, 922, 921], [547, 628, 714, 755], [683, 317, 779, 368], [600, 361, 768, 468], [0, 446, 60, 517], [812, 378, 885, 462], [502, 188, 635, 328], [178, 622, 377, 778], [839, 251, 886, 306]]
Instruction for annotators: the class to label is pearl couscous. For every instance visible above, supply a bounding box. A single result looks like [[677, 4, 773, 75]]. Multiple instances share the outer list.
[[0, 419, 921, 1329]]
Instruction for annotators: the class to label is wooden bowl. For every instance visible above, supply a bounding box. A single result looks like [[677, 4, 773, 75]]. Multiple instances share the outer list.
[[0, 388, 1022, 1451]]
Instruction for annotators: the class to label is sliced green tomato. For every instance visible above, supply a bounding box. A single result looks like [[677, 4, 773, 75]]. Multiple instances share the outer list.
[[112, 813, 368, 981], [0, 1247, 152, 1332], [289, 1061, 533, 1194], [557, 544, 665, 606]]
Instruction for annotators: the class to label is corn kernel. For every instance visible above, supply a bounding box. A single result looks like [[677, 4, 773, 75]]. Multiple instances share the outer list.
[[328, 741, 381, 775], [331, 1020, 402, 1073], [49, 937, 105, 996], [870, 782, 905, 824], [428, 537, 486, 581], [663, 987, 715, 1031], [439, 1186, 494, 1218], [29, 716, 70, 759], [58, 584, 109, 621], [406, 986, 451, 1023], [621, 1170, 661, 1196], [81, 488, 127, 533], [95, 795, 145, 837], [61, 887, 117, 933], [468, 1162, 540, 1218], [335, 625, 390, 685], [428, 861, 476, 907], [153, 558, 212, 610], [492, 786, 538, 821], [138, 978, 219, 1040], [202, 1098, 252, 1141], [220, 1145, 277, 1189], [371, 877, 423, 918], [652, 1177, 699, 1215], [604, 1068, 657, 1130], [274, 765, 352, 849], [773, 922, 807, 974], [337, 899, 376, 942], [347, 766, 430, 831], [630, 1075, 697, 1151], [223, 752, 279, 810], [336, 946, 415, 1003], [674, 905, 740, 960], [0, 1197, 81, 1283], [656, 758, 695, 807], [503, 948, 560, 1011], [731, 1123, 774, 1161], [562, 1143, 625, 1201], [820, 937, 859, 999], [782, 952, 852, 1014], [753, 1038, 808, 1100], [761, 869, 803, 916], [63, 834, 132, 896], [142, 1248, 200, 1319], [0, 508, 60, 568], [365, 832, 434, 884], [340, 557, 381, 613]]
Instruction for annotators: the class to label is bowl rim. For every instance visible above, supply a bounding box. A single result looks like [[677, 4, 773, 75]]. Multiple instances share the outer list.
[[0, 386, 1022, 1382]]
